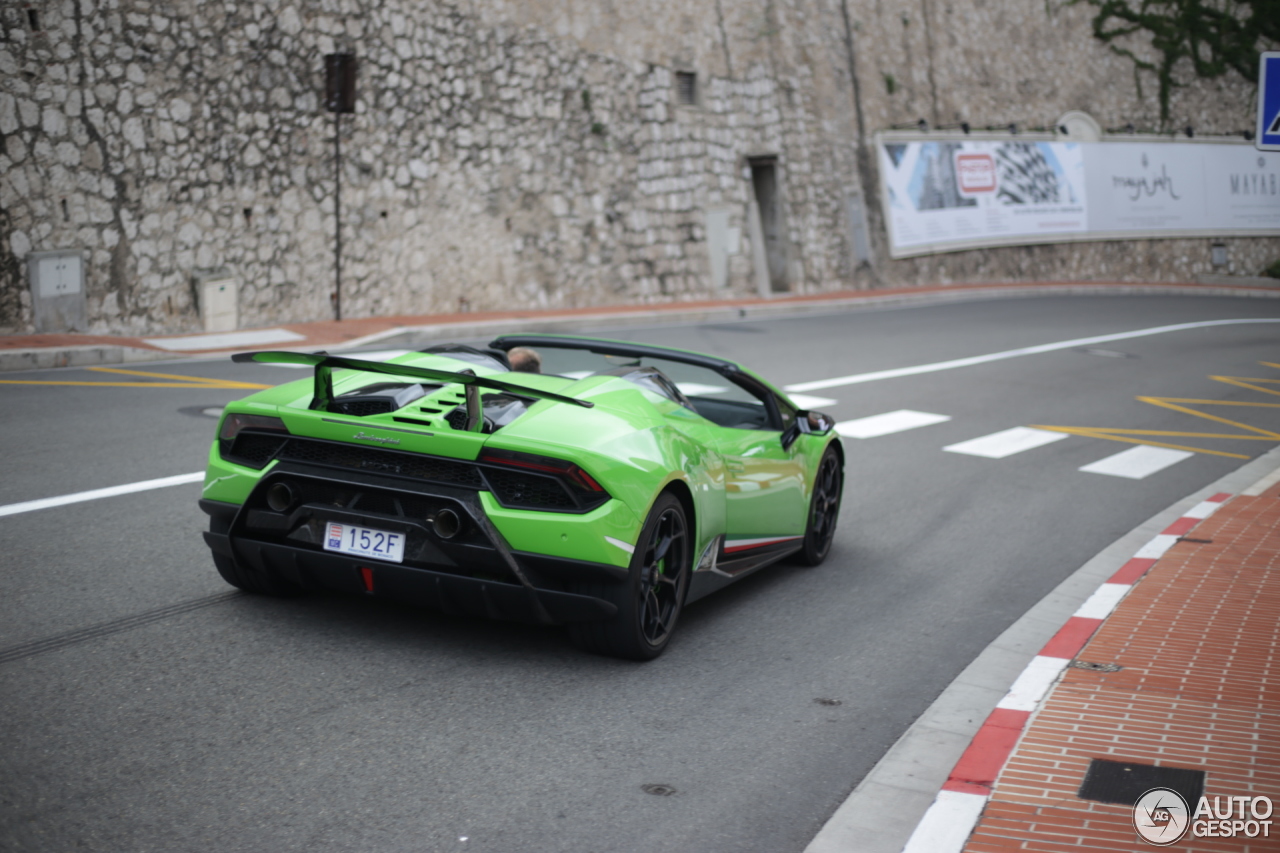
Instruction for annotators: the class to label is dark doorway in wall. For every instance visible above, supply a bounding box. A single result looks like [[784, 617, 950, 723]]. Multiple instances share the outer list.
[[749, 157, 787, 292]]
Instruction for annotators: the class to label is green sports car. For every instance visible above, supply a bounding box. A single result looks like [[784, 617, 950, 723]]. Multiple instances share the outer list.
[[199, 334, 843, 659]]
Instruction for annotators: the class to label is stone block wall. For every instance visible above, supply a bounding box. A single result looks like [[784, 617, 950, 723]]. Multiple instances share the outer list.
[[0, 0, 1274, 336], [0, 0, 864, 334]]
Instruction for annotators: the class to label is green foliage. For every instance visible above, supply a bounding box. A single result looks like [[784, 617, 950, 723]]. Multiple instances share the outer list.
[[1068, 0, 1279, 123], [1263, 258, 1280, 279], [883, 72, 898, 95]]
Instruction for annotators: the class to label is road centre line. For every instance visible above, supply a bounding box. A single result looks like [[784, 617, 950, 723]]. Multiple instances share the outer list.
[[0, 472, 204, 519], [783, 318, 1280, 393]]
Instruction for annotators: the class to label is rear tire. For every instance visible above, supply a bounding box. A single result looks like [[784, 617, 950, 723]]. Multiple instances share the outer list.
[[567, 493, 690, 660], [797, 446, 842, 566]]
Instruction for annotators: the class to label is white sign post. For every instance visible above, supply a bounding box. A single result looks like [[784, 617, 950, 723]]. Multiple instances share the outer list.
[[1258, 51, 1280, 152]]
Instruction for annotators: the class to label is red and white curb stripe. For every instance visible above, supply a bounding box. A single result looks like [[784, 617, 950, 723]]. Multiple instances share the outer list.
[[900, 492, 1232, 853]]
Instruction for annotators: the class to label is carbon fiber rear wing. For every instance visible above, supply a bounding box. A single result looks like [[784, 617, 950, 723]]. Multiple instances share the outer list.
[[232, 351, 593, 431]]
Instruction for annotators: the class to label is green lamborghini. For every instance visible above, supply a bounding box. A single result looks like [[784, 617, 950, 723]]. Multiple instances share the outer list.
[[199, 335, 844, 659]]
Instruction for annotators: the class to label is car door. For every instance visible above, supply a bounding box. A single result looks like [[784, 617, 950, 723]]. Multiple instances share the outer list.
[[678, 381, 807, 548]]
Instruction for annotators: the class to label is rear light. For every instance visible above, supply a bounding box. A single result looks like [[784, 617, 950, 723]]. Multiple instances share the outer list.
[[479, 448, 610, 511], [220, 413, 289, 442], [218, 413, 290, 468], [480, 449, 604, 491]]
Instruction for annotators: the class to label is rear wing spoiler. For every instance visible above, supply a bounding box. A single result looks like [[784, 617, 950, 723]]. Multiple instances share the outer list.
[[232, 351, 593, 432]]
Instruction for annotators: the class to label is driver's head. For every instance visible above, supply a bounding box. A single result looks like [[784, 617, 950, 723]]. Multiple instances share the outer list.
[[508, 347, 542, 373]]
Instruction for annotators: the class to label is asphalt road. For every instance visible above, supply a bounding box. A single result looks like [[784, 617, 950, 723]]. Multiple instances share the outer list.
[[2, 293, 1279, 852]]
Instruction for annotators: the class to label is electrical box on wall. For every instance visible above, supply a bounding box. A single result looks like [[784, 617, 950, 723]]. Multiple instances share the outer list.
[[194, 268, 239, 332], [28, 249, 87, 333]]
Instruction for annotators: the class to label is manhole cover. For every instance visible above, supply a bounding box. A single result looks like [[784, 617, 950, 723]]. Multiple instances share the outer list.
[[1078, 759, 1204, 806]]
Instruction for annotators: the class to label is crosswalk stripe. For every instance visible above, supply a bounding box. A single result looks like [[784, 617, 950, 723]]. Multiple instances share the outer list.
[[837, 410, 951, 439], [943, 426, 1069, 459], [1078, 445, 1194, 480]]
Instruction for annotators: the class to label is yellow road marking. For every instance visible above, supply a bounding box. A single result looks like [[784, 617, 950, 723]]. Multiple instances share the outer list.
[[0, 366, 271, 390], [1033, 361, 1280, 459]]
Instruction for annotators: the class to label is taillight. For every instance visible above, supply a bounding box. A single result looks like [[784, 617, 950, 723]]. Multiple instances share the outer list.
[[218, 414, 290, 468], [479, 448, 610, 511], [480, 448, 603, 490], [219, 413, 289, 442]]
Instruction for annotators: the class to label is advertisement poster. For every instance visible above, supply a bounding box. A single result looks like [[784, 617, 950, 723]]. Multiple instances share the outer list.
[[878, 139, 1280, 257]]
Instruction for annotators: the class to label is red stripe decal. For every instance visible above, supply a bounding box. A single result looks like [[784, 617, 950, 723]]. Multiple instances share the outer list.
[[723, 537, 801, 554]]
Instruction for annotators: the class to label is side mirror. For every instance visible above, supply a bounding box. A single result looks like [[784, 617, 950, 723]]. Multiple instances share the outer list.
[[781, 410, 835, 450]]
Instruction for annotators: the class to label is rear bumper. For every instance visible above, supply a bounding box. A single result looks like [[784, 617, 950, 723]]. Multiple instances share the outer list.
[[198, 462, 627, 624], [201, 527, 615, 623]]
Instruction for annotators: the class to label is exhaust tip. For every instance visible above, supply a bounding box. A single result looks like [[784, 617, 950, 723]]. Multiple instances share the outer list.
[[432, 508, 462, 540], [266, 482, 295, 513]]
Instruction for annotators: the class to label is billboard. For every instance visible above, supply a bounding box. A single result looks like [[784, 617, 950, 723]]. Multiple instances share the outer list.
[[877, 138, 1280, 257]]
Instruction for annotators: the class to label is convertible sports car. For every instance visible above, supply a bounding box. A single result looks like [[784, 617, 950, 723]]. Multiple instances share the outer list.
[[199, 335, 844, 659]]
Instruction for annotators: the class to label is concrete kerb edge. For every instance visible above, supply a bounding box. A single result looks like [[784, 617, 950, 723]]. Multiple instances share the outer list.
[[804, 443, 1280, 853], [0, 344, 177, 372], [4, 282, 1279, 373]]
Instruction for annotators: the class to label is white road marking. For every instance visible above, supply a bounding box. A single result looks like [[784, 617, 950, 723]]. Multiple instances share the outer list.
[[143, 328, 306, 351], [943, 426, 1069, 459], [1079, 445, 1194, 480], [836, 409, 951, 439], [786, 393, 837, 409], [0, 472, 205, 519], [1073, 583, 1131, 619], [783, 318, 1280, 392], [996, 655, 1070, 712]]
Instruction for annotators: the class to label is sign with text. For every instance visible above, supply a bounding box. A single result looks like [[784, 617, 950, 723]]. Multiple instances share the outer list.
[[878, 138, 1280, 257]]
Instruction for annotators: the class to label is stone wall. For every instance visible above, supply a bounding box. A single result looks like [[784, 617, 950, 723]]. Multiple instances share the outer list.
[[0, 0, 1274, 336]]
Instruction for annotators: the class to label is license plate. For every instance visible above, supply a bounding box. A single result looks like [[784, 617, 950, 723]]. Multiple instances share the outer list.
[[323, 522, 406, 563]]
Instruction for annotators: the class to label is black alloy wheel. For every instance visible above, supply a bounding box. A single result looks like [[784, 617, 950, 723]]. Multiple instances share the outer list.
[[798, 446, 842, 566], [568, 492, 690, 660]]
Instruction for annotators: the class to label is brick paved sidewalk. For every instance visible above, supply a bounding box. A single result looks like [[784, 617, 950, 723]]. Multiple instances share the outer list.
[[962, 472, 1280, 852]]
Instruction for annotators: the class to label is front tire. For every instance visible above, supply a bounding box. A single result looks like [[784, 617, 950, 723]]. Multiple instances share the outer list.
[[798, 445, 842, 566], [568, 492, 690, 660]]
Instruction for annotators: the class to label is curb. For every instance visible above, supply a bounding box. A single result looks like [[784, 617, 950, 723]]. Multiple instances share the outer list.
[[804, 443, 1280, 853], [899, 494, 1232, 852], [4, 280, 1280, 373]]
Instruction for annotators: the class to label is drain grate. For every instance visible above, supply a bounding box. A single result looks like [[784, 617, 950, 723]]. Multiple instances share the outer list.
[[1070, 660, 1124, 673], [1078, 759, 1205, 806]]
